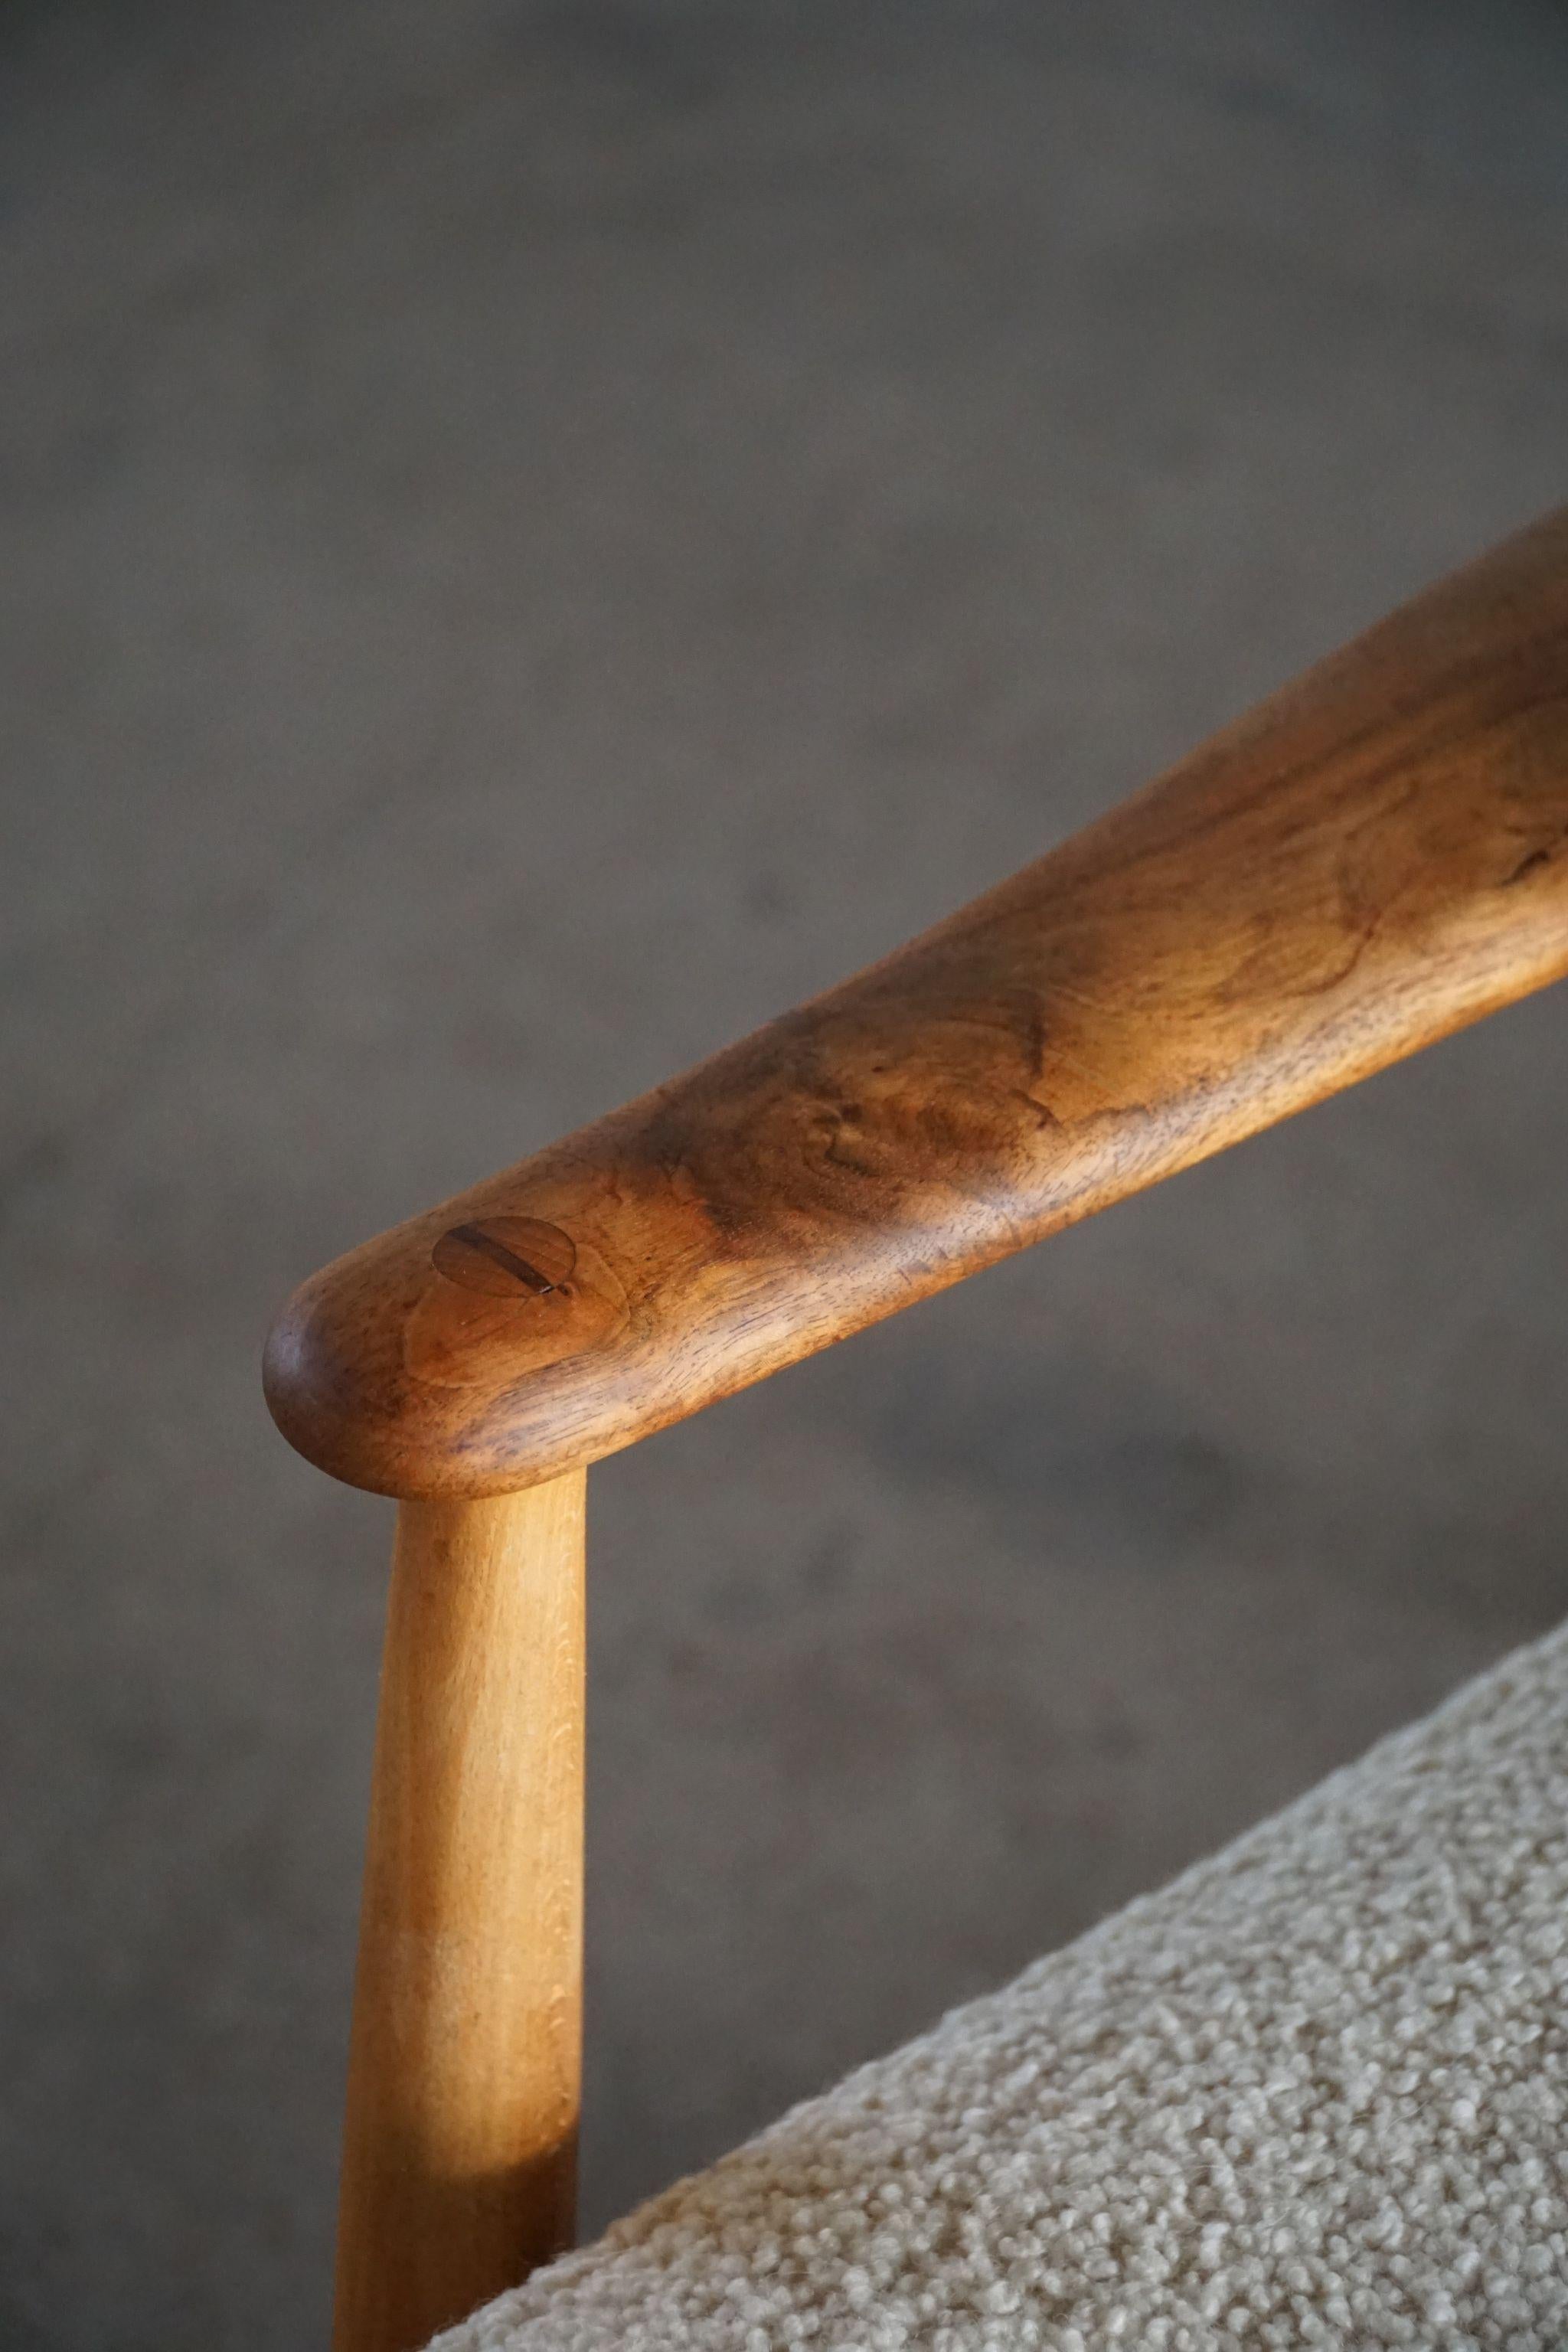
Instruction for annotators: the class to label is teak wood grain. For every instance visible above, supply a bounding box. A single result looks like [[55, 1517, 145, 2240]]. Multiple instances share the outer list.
[[266, 509, 1568, 1501], [332, 1479, 584, 2352]]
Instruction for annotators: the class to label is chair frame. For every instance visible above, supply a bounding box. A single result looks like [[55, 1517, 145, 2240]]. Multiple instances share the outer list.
[[264, 510, 1568, 2352]]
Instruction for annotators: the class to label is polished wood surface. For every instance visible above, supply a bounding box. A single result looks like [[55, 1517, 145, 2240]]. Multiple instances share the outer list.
[[266, 510, 1568, 1501], [332, 1478, 585, 2352]]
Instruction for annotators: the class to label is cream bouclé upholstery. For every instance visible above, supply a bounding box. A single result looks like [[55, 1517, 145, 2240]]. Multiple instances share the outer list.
[[434, 1623, 1568, 2351]]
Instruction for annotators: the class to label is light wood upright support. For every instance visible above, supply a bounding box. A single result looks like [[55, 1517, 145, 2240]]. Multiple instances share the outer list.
[[332, 1476, 586, 2352]]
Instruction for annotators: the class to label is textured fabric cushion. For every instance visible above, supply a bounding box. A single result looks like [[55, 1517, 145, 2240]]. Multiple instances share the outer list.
[[435, 1622, 1568, 2351]]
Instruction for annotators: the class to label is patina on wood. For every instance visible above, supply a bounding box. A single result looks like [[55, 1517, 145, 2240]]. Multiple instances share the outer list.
[[266, 511, 1568, 1504]]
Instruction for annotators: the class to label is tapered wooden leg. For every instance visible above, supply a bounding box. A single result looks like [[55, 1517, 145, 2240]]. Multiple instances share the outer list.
[[332, 1476, 586, 2352]]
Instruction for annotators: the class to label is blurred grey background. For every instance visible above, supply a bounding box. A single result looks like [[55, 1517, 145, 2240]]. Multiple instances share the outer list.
[[3, 2, 1566, 2345]]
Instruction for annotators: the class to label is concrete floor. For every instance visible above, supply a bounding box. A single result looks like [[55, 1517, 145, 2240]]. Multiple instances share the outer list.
[[3, 2, 1567, 2345]]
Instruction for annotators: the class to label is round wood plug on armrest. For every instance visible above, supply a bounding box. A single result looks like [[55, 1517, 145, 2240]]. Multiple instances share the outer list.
[[265, 508, 1568, 1504]]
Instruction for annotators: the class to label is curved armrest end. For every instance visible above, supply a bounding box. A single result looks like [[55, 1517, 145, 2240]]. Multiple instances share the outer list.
[[265, 511, 1568, 1499]]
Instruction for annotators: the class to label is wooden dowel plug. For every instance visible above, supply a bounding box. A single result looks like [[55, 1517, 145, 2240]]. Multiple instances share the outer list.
[[332, 1475, 586, 2352]]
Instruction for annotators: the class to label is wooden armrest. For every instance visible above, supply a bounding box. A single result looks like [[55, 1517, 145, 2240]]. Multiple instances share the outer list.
[[265, 511, 1568, 1501]]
